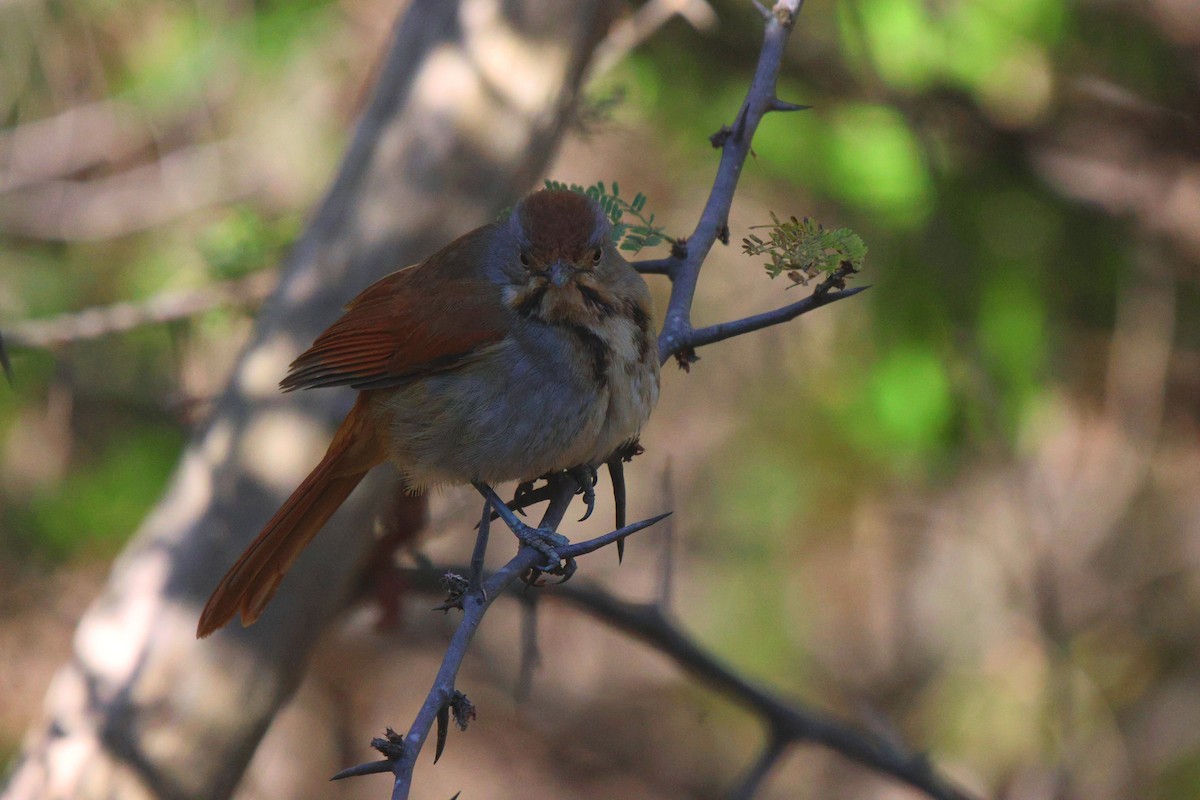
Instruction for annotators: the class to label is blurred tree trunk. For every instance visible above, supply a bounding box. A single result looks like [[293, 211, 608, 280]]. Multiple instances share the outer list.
[[2, 1, 613, 798]]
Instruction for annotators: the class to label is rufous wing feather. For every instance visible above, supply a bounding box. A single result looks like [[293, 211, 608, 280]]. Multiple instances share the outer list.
[[281, 223, 510, 392], [199, 222, 514, 637], [196, 396, 386, 637]]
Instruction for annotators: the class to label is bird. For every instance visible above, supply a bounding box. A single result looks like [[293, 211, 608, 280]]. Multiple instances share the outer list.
[[196, 188, 660, 638]]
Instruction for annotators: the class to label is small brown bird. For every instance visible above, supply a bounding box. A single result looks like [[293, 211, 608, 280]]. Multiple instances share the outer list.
[[197, 189, 660, 637]]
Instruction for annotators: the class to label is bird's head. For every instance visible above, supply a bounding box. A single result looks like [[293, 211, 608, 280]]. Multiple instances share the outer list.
[[501, 189, 627, 324]]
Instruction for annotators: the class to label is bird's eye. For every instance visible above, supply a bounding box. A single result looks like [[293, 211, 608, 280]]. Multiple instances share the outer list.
[[592, 247, 603, 264], [519, 251, 530, 267]]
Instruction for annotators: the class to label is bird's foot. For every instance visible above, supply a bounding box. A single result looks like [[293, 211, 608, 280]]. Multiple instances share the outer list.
[[474, 482, 575, 578], [512, 519, 577, 584]]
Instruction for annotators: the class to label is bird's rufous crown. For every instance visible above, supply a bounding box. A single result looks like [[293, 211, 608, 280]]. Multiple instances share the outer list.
[[516, 189, 608, 263]]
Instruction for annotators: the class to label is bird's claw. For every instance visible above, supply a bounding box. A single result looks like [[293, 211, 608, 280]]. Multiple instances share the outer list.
[[566, 465, 598, 522], [526, 555, 578, 586], [510, 480, 537, 516]]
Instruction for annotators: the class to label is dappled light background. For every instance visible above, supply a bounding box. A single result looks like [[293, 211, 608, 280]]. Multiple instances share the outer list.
[[3, 0, 1200, 798]]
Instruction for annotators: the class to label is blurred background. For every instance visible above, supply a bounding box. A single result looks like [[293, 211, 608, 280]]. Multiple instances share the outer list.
[[2, 0, 1200, 798]]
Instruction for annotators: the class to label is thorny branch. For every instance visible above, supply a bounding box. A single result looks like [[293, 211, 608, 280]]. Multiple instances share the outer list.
[[332, 476, 670, 799], [639, 0, 864, 366]]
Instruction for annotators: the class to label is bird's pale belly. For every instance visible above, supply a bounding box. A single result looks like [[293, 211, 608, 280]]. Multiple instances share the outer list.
[[375, 318, 657, 489]]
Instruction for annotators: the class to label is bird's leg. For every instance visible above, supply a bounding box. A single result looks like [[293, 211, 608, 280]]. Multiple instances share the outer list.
[[473, 481, 571, 575]]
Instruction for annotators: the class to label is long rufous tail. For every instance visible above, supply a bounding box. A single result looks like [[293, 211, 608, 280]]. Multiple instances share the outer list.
[[197, 397, 386, 638]]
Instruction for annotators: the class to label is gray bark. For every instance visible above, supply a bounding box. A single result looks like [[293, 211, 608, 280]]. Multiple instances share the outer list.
[[2, 1, 612, 797]]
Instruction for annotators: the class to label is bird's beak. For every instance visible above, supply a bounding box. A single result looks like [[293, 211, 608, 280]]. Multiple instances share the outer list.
[[549, 260, 572, 288]]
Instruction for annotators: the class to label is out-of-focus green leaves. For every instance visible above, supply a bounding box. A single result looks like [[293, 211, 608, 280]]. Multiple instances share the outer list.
[[842, 0, 1068, 104], [199, 206, 300, 280], [867, 346, 953, 456], [979, 275, 1045, 398], [823, 103, 933, 225], [12, 425, 183, 561], [117, 0, 339, 109]]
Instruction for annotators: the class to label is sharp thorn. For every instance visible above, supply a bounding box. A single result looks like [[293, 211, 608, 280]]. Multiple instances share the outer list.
[[435, 705, 450, 764], [770, 98, 811, 112], [330, 760, 394, 781]]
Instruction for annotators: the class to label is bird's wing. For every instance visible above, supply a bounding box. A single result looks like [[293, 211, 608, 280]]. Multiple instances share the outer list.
[[281, 223, 509, 391]]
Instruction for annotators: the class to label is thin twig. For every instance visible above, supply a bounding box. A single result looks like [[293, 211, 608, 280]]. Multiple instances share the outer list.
[[514, 594, 540, 701], [468, 497, 491, 598], [727, 735, 788, 800], [684, 285, 868, 352], [553, 586, 974, 800], [0, 139, 261, 240]]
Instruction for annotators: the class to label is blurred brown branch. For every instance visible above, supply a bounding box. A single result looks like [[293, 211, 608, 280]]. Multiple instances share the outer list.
[[590, 0, 717, 78], [0, 100, 163, 193], [4, 270, 277, 349], [0, 139, 261, 240]]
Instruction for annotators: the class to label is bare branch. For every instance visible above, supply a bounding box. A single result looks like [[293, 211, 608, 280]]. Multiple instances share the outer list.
[[514, 593, 541, 701], [0, 139, 262, 240], [684, 285, 867, 352], [337, 482, 669, 800], [468, 497, 492, 598], [0, 100, 151, 194], [727, 735, 788, 800]]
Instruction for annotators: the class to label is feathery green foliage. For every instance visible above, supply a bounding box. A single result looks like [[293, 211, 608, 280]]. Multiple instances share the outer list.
[[741, 213, 867, 286]]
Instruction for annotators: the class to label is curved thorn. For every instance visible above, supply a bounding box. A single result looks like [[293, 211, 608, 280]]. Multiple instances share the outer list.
[[607, 457, 628, 562], [434, 705, 450, 764]]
